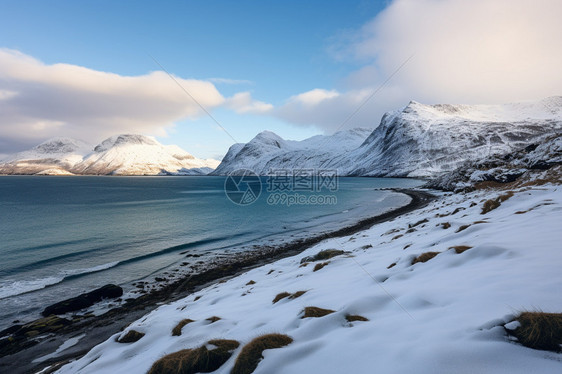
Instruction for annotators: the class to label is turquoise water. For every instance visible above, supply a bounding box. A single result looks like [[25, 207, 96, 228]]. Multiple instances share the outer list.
[[0, 176, 423, 328]]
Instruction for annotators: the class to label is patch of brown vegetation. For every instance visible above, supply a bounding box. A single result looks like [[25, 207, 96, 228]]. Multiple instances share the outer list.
[[392, 234, 403, 240], [267, 269, 275, 275], [273, 291, 307, 304], [172, 319, 195, 336], [194, 296, 202, 302], [412, 251, 440, 265], [480, 191, 515, 215], [403, 243, 412, 250], [300, 249, 345, 263], [289, 291, 307, 299], [456, 224, 471, 233], [245, 280, 256, 286], [441, 222, 451, 229], [387, 262, 396, 269], [206, 316, 221, 323], [117, 330, 145, 343], [148, 339, 240, 374], [313, 262, 329, 272], [409, 218, 428, 228], [272, 292, 291, 304], [345, 314, 369, 322], [302, 306, 335, 318], [361, 244, 373, 249], [231, 334, 293, 374], [472, 220, 487, 224], [508, 312, 562, 352], [449, 245, 472, 254]]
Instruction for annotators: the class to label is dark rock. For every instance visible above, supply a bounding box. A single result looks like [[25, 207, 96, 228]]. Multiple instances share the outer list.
[[42, 284, 123, 316]]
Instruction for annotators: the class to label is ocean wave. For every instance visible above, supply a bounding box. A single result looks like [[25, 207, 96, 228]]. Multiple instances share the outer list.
[[0, 261, 120, 299], [0, 276, 64, 299]]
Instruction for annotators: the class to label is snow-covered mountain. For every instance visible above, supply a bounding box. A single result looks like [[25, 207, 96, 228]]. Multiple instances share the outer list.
[[0, 135, 220, 175], [212, 97, 562, 177], [211, 128, 373, 175], [342, 96, 562, 177], [71, 134, 219, 175], [0, 138, 92, 175]]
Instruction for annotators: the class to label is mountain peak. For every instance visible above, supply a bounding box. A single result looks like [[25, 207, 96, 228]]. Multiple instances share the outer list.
[[94, 134, 158, 152]]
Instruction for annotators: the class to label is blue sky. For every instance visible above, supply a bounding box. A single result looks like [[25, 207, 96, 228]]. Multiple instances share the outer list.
[[1, 0, 560, 159], [0, 0, 387, 158]]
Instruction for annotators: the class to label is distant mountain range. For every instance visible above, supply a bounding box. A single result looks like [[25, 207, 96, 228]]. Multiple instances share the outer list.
[[0, 134, 219, 175], [213, 97, 562, 178], [2, 97, 561, 177]]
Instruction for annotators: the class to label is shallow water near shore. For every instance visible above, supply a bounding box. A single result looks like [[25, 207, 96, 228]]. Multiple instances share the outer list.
[[0, 176, 422, 329]]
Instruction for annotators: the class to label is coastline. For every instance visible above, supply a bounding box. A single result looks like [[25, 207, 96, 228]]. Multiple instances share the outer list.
[[0, 188, 435, 374]]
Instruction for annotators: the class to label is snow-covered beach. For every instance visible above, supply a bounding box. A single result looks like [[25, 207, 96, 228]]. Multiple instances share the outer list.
[[47, 183, 562, 373]]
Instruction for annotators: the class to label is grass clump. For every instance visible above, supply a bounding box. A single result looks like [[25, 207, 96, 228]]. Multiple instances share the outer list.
[[245, 280, 256, 286], [206, 316, 221, 323], [272, 292, 291, 304], [313, 262, 329, 272], [387, 262, 397, 269], [456, 224, 471, 233], [117, 330, 145, 343], [508, 312, 562, 352], [300, 249, 344, 263], [302, 306, 335, 318], [441, 222, 451, 229], [231, 334, 293, 374], [449, 245, 472, 254], [148, 339, 239, 374], [412, 251, 439, 265], [172, 319, 195, 336], [272, 291, 307, 304], [345, 314, 369, 322], [481, 192, 514, 215]]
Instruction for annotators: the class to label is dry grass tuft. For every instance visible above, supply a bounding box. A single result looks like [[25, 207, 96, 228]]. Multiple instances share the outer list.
[[508, 312, 562, 352], [273, 291, 307, 304], [301, 249, 344, 263], [345, 314, 369, 322], [497, 191, 514, 202], [272, 292, 291, 304], [441, 222, 451, 229], [481, 198, 502, 214], [231, 334, 293, 374], [206, 316, 221, 323], [147, 339, 239, 374], [392, 234, 404, 240], [172, 319, 195, 336], [302, 306, 335, 318], [245, 280, 256, 286], [449, 245, 472, 254], [117, 329, 145, 343], [313, 262, 329, 272], [289, 290, 307, 299], [456, 224, 471, 233], [361, 244, 373, 249], [412, 252, 440, 265], [387, 262, 397, 269]]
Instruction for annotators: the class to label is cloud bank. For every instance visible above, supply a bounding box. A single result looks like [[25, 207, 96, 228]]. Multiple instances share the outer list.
[[0, 49, 267, 153], [277, 0, 562, 131]]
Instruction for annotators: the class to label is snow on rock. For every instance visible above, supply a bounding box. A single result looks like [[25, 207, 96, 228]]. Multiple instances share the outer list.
[[213, 97, 562, 177], [427, 133, 562, 191], [0, 137, 91, 175], [0, 134, 220, 175], [56, 184, 562, 374], [342, 97, 562, 177], [211, 128, 373, 175]]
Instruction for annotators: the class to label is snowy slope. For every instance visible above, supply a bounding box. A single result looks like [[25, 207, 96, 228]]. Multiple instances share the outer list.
[[0, 135, 220, 175], [71, 134, 220, 175], [54, 184, 562, 374], [211, 128, 373, 175], [213, 97, 562, 177], [0, 138, 92, 175], [344, 97, 562, 177]]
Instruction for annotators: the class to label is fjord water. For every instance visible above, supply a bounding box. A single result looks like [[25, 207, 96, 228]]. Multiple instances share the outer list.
[[0, 176, 422, 329]]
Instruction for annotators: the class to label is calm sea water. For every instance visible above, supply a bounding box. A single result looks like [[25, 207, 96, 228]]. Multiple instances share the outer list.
[[0, 176, 423, 329]]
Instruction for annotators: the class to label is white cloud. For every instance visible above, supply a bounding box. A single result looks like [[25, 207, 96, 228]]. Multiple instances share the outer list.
[[275, 0, 562, 131], [226, 92, 274, 114], [0, 49, 269, 152]]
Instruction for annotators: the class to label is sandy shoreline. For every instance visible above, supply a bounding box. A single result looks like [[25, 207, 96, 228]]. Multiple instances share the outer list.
[[0, 188, 435, 374]]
